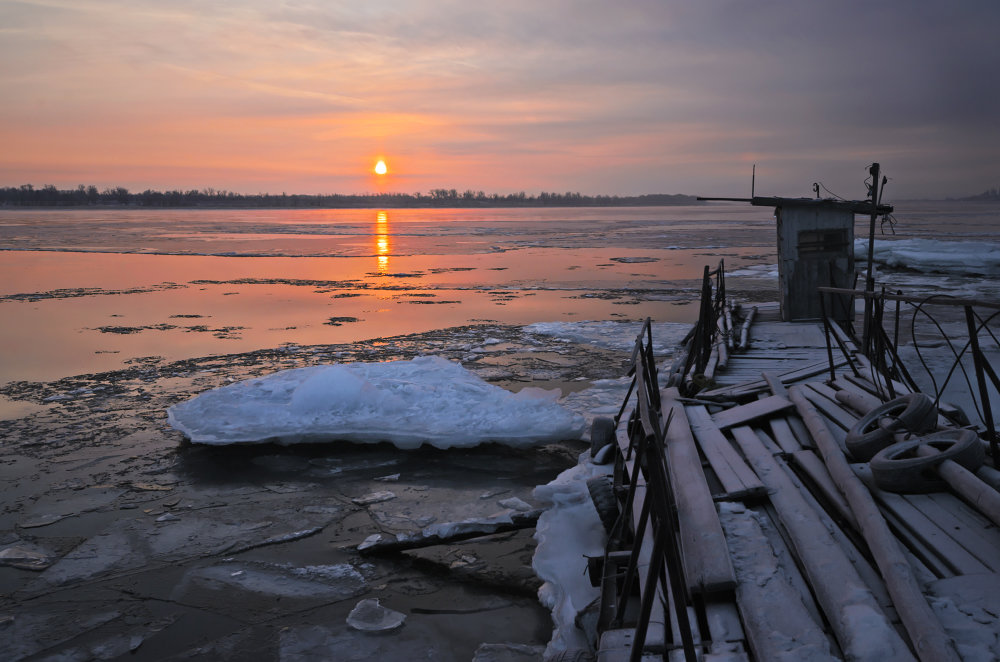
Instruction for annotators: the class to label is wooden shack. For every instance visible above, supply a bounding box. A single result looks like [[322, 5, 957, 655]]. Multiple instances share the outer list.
[[750, 196, 889, 323]]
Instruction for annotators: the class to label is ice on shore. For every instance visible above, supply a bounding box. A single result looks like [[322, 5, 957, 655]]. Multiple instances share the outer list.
[[167, 355, 583, 448], [857, 238, 1000, 277], [532, 456, 608, 657]]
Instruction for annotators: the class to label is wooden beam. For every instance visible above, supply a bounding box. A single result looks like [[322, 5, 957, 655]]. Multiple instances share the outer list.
[[788, 386, 959, 662], [662, 389, 737, 594], [711, 395, 795, 429]]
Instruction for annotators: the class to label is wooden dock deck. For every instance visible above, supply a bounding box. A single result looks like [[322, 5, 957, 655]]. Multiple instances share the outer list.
[[593, 302, 1000, 662]]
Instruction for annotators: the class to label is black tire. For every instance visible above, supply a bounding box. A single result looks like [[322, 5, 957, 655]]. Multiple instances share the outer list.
[[845, 393, 938, 462], [870, 429, 985, 493], [589, 417, 616, 461], [586, 475, 619, 534]]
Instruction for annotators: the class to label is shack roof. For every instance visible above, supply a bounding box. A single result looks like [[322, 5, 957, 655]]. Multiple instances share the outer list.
[[698, 195, 893, 215]]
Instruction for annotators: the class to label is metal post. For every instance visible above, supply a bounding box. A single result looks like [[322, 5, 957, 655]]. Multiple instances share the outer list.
[[863, 163, 881, 354], [965, 306, 999, 459]]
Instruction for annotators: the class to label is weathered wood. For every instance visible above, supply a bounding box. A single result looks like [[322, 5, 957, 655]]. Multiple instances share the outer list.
[[728, 424, 914, 661], [916, 493, 1000, 572], [854, 466, 989, 576], [737, 306, 757, 350], [768, 417, 802, 453], [686, 405, 766, 498], [833, 379, 883, 415], [717, 504, 835, 661], [711, 395, 795, 429], [662, 389, 737, 593], [788, 386, 959, 662], [761, 371, 787, 397], [801, 383, 859, 431], [791, 450, 859, 531], [915, 444, 1000, 528]]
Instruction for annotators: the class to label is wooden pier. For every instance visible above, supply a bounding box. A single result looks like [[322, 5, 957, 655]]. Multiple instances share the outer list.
[[591, 301, 1000, 662]]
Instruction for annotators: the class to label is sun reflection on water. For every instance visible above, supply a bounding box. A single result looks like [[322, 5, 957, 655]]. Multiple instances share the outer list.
[[375, 210, 390, 273]]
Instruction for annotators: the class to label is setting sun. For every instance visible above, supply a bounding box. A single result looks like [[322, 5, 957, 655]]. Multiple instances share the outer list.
[[374, 160, 387, 175]]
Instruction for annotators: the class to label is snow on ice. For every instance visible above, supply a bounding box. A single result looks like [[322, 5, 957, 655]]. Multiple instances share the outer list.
[[167, 355, 584, 448], [856, 238, 1000, 277]]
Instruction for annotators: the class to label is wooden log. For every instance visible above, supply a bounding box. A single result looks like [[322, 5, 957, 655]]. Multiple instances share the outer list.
[[662, 389, 737, 593], [711, 395, 795, 429], [788, 386, 959, 662], [728, 425, 915, 661], [703, 345, 720, 381], [737, 306, 757, 351], [833, 380, 883, 415], [686, 405, 766, 498], [801, 384, 859, 431]]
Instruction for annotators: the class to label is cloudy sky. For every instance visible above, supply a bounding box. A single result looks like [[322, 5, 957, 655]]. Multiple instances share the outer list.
[[1, 0, 996, 199]]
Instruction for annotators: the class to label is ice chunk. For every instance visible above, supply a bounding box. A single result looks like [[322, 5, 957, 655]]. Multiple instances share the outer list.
[[167, 355, 583, 448], [0, 544, 54, 570], [346, 598, 406, 631], [352, 491, 396, 506], [180, 562, 367, 600]]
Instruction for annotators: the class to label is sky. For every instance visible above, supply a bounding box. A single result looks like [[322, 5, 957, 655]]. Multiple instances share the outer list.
[[1, 0, 997, 200]]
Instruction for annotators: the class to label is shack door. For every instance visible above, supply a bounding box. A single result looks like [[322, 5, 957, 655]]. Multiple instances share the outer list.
[[776, 205, 854, 322]]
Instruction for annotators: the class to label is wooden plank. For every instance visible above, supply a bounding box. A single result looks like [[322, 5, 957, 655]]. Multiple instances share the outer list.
[[801, 384, 858, 431], [727, 424, 914, 661], [791, 450, 858, 531], [711, 395, 795, 429], [915, 493, 1000, 572], [686, 406, 766, 498], [662, 389, 737, 594], [768, 417, 802, 454], [717, 504, 835, 661], [854, 469, 989, 576]]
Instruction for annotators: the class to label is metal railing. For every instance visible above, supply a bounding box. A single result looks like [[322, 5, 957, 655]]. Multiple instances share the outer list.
[[819, 287, 1000, 458], [601, 318, 698, 661]]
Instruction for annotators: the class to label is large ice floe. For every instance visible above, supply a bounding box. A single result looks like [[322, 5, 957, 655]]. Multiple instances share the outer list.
[[167, 355, 583, 448], [856, 237, 1000, 277]]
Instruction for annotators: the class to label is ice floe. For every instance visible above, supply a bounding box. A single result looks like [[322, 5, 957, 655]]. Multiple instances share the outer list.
[[526, 320, 690, 356], [857, 238, 1000, 276], [167, 355, 583, 448]]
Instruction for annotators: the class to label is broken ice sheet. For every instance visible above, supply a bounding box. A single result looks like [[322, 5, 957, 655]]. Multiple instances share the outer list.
[[177, 561, 367, 601], [346, 598, 406, 632], [0, 610, 121, 661], [498, 497, 533, 512], [280, 625, 444, 661], [352, 490, 396, 505], [18, 513, 69, 529]]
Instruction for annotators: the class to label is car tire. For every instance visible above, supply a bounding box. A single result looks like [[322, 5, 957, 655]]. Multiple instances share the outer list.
[[586, 475, 619, 534], [870, 429, 985, 493], [590, 417, 616, 462], [846, 393, 938, 461]]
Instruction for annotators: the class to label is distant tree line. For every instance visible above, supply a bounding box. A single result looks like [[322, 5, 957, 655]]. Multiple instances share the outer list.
[[959, 187, 1000, 202], [0, 184, 701, 208]]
